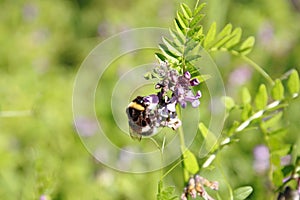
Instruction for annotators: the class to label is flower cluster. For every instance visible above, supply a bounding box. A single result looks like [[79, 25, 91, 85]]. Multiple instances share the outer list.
[[154, 61, 201, 108], [145, 61, 201, 131], [181, 175, 219, 200], [126, 61, 201, 139]]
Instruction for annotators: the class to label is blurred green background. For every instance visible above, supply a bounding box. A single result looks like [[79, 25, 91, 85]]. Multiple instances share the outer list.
[[1, 0, 300, 199]]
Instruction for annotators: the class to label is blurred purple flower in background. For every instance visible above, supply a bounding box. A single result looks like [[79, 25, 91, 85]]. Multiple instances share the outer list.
[[228, 66, 252, 86], [23, 3, 38, 22], [74, 117, 98, 137], [280, 154, 292, 166], [258, 21, 274, 47], [253, 145, 270, 174], [39, 195, 49, 200]]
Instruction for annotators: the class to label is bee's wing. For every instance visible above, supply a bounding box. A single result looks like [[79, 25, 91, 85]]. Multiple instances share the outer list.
[[129, 126, 142, 141], [128, 120, 156, 140]]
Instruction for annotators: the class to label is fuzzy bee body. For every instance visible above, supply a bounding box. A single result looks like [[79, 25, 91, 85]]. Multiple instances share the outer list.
[[126, 96, 157, 140], [126, 95, 182, 140]]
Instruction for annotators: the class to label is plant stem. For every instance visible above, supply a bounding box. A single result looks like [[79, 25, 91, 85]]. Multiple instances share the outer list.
[[176, 106, 186, 152], [241, 55, 275, 86], [176, 105, 189, 181], [195, 0, 200, 9]]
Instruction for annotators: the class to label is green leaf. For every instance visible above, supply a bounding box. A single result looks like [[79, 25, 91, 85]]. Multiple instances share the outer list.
[[296, 156, 300, 166], [225, 27, 242, 49], [282, 165, 294, 177], [212, 34, 235, 51], [233, 186, 253, 200], [217, 24, 233, 39], [159, 44, 180, 63], [144, 72, 154, 80], [169, 28, 184, 46], [287, 69, 299, 98], [183, 38, 199, 55], [198, 122, 208, 138], [222, 96, 235, 110], [190, 13, 205, 28], [174, 19, 186, 36], [194, 27, 205, 42], [157, 181, 177, 200], [239, 36, 255, 55], [211, 24, 233, 49], [198, 123, 217, 151], [185, 61, 197, 75], [261, 111, 283, 131], [193, 2, 206, 16], [162, 37, 182, 57], [188, 25, 203, 39], [242, 87, 252, 105], [272, 166, 284, 187], [228, 121, 240, 135], [155, 53, 167, 62], [255, 84, 268, 110], [176, 11, 188, 29], [267, 130, 288, 151], [241, 103, 252, 121], [271, 79, 284, 101], [194, 74, 211, 83], [180, 3, 192, 19], [183, 149, 199, 174], [185, 54, 201, 62], [203, 22, 217, 48]]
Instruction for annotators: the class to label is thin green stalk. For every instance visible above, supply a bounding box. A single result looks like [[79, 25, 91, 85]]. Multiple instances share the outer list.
[[241, 55, 275, 86], [195, 0, 200, 9], [176, 106, 186, 152], [160, 157, 184, 180], [176, 105, 189, 181]]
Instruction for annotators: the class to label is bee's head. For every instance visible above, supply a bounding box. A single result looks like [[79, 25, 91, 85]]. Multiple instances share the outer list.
[[133, 96, 144, 105]]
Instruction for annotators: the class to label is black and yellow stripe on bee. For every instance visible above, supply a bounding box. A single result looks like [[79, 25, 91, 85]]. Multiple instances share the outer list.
[[128, 102, 145, 111]]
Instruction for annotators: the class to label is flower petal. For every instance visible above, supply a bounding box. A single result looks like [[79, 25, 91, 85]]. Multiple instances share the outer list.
[[195, 90, 202, 98], [180, 101, 187, 108], [184, 71, 191, 79], [190, 78, 200, 86], [167, 101, 177, 112], [191, 100, 200, 107]]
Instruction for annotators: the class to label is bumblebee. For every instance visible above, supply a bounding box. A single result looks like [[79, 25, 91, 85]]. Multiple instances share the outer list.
[[126, 96, 158, 140]]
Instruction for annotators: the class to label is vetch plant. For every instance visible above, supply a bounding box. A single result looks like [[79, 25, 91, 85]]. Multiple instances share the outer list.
[[125, 1, 300, 200], [126, 61, 201, 140]]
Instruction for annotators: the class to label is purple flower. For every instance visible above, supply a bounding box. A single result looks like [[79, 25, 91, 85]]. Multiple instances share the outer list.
[[143, 94, 159, 110], [280, 155, 292, 166], [229, 66, 252, 86], [39, 195, 48, 200], [184, 71, 191, 79], [253, 145, 270, 174], [23, 3, 38, 22], [74, 117, 98, 137], [133, 61, 203, 135], [258, 21, 274, 47], [190, 78, 200, 86], [173, 72, 201, 108]]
